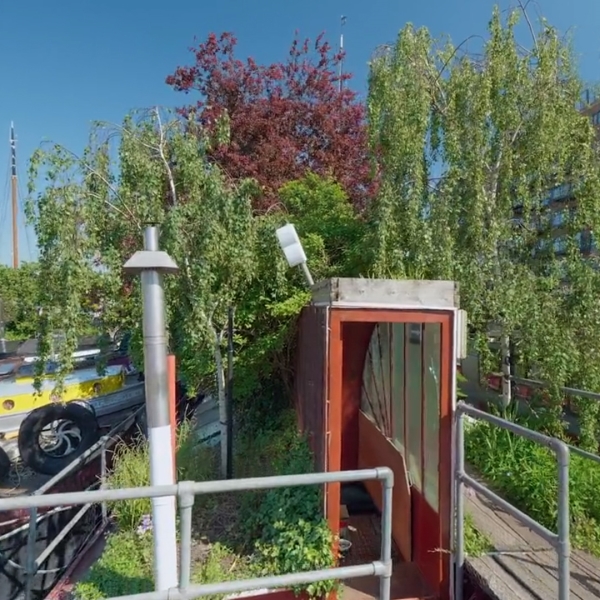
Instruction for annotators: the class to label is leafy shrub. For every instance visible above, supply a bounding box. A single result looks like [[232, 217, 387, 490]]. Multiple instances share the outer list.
[[254, 519, 336, 597], [238, 413, 337, 598], [105, 441, 151, 531]]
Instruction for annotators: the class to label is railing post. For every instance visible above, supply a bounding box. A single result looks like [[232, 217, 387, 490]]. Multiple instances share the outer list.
[[101, 446, 108, 523], [0, 469, 395, 600], [23, 508, 38, 600], [454, 409, 465, 600], [554, 439, 570, 600], [379, 468, 394, 600], [178, 490, 196, 592]]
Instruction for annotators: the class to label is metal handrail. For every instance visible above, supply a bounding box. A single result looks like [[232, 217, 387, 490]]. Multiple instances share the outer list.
[[510, 375, 600, 403], [0, 467, 395, 600], [454, 402, 571, 600], [1, 406, 143, 599]]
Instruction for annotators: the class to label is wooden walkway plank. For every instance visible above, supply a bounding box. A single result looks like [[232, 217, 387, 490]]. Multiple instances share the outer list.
[[465, 487, 600, 600]]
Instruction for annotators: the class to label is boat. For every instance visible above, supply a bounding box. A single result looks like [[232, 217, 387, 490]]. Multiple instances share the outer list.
[[0, 361, 126, 430]]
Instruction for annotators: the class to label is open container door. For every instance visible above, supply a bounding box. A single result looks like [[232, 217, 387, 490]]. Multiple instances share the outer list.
[[357, 312, 455, 599]]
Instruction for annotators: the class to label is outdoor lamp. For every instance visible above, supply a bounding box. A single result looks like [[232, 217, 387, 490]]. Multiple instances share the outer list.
[[275, 223, 314, 287]]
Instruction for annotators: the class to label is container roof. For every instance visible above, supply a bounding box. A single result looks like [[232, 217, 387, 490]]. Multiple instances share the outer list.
[[310, 278, 458, 309]]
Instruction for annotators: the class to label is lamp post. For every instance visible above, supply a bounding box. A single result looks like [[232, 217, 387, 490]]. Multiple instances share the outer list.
[[275, 223, 314, 288], [123, 225, 179, 591]]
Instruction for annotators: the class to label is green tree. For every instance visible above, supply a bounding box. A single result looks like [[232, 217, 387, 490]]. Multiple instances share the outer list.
[[0, 262, 40, 340], [366, 8, 600, 447], [27, 109, 256, 475], [233, 173, 367, 412]]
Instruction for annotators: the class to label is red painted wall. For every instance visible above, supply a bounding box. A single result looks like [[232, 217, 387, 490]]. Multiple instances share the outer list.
[[340, 322, 374, 471]]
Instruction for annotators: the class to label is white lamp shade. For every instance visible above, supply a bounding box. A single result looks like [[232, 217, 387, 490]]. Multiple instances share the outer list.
[[276, 223, 307, 267]]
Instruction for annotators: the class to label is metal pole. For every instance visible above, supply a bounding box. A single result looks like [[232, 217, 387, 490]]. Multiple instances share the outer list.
[[554, 440, 570, 600], [178, 493, 195, 591], [501, 334, 512, 408], [455, 412, 465, 600], [100, 446, 108, 523], [226, 307, 234, 479], [10, 123, 19, 269], [338, 16, 346, 93], [379, 471, 393, 600], [140, 225, 178, 590], [300, 262, 314, 287], [23, 508, 37, 600]]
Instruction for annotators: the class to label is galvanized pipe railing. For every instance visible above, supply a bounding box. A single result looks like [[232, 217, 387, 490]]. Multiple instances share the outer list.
[[510, 375, 600, 403], [455, 402, 571, 600], [0, 467, 395, 600], [487, 374, 600, 462], [0, 406, 143, 599]]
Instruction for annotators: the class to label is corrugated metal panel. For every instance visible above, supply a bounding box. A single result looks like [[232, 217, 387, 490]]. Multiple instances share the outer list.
[[294, 305, 329, 472]]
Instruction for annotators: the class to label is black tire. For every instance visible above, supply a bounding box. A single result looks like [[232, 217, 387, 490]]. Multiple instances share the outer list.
[[0, 446, 10, 481], [18, 403, 101, 476]]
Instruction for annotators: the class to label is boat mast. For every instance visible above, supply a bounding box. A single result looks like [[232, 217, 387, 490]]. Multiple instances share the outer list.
[[10, 122, 18, 269]]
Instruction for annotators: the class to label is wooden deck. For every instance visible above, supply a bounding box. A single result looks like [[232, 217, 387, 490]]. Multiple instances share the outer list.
[[341, 514, 434, 600], [465, 487, 600, 600]]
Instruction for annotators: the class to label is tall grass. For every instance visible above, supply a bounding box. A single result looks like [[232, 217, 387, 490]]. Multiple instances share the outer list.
[[107, 421, 216, 531], [465, 414, 600, 556]]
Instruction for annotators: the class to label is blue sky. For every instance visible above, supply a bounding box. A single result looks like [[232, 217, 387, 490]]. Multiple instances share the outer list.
[[0, 0, 599, 265]]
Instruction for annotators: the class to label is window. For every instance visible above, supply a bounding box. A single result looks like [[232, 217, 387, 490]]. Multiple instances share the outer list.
[[543, 184, 572, 206], [405, 323, 423, 490], [391, 324, 406, 454], [592, 110, 600, 126], [423, 323, 441, 510], [551, 210, 564, 227], [553, 236, 567, 254]]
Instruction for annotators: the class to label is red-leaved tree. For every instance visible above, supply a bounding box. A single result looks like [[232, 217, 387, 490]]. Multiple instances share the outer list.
[[166, 32, 372, 210]]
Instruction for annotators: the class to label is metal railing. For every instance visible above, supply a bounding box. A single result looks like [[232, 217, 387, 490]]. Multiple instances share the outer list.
[[507, 375, 600, 462], [0, 406, 143, 600], [0, 467, 394, 600], [454, 402, 571, 600]]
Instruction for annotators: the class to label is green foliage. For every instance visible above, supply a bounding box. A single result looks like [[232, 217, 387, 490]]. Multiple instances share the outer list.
[[234, 408, 337, 597], [278, 173, 367, 277], [254, 519, 336, 598], [86, 408, 335, 599], [0, 263, 40, 340], [26, 109, 256, 401], [74, 532, 251, 600], [190, 543, 254, 600], [464, 515, 493, 557], [107, 422, 216, 531], [26, 107, 364, 418], [366, 7, 600, 439], [466, 415, 600, 556], [105, 440, 151, 531], [242, 434, 321, 535], [233, 174, 366, 407], [74, 531, 154, 600]]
